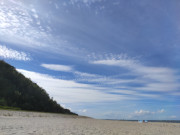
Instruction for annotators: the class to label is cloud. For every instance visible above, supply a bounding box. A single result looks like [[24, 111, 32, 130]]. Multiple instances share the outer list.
[[111, 90, 159, 99], [41, 63, 100, 77], [0, 0, 82, 58], [134, 109, 154, 115], [171, 92, 180, 96], [40, 63, 161, 100], [69, 0, 102, 6], [17, 69, 131, 103], [129, 109, 165, 119], [134, 109, 165, 116], [79, 109, 87, 113], [0, 45, 31, 61], [74, 71, 99, 78], [0, 1, 48, 48], [39, 54, 179, 102], [169, 115, 177, 119], [61, 104, 72, 111], [39, 53, 179, 102], [157, 109, 165, 113], [91, 59, 136, 68], [82, 109, 87, 113], [119, 108, 168, 120], [41, 63, 104, 79], [41, 64, 73, 72], [90, 54, 180, 92]]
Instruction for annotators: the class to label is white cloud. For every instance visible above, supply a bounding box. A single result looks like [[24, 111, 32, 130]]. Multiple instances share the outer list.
[[41, 64, 73, 72], [54, 3, 59, 9], [17, 69, 131, 103], [79, 109, 87, 113], [91, 59, 136, 68], [0, 0, 81, 58], [40, 63, 161, 100], [31, 9, 36, 13], [74, 71, 102, 78], [0, 1, 48, 48], [69, 0, 102, 6], [169, 115, 177, 119], [41, 64, 103, 78], [0, 45, 30, 61], [39, 56, 178, 101], [134, 109, 165, 116], [157, 109, 165, 113], [61, 104, 72, 111], [90, 55, 180, 92], [111, 90, 159, 99], [127, 108, 168, 119], [137, 83, 179, 92], [134, 110, 154, 116], [82, 109, 87, 113]]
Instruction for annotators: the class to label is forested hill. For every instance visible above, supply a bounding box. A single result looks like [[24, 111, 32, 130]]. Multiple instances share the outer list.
[[0, 60, 77, 115]]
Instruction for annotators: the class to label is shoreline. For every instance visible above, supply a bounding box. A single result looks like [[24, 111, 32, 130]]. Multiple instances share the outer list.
[[104, 119, 180, 123]]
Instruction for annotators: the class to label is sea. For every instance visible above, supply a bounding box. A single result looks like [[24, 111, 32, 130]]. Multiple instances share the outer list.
[[105, 119, 180, 123]]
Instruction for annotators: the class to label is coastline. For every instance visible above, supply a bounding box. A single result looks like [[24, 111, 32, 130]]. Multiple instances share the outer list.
[[105, 119, 180, 123]]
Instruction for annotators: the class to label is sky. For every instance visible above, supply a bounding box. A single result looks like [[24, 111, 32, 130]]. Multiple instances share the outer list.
[[0, 0, 180, 120]]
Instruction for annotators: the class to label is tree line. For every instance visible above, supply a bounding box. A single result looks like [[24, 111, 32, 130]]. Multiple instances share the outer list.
[[0, 60, 77, 115]]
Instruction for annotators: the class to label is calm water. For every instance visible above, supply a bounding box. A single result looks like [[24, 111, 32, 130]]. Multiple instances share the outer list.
[[147, 120, 180, 123], [106, 120, 180, 123]]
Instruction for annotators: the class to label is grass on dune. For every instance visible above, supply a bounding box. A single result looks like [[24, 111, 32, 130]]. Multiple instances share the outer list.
[[0, 106, 21, 111]]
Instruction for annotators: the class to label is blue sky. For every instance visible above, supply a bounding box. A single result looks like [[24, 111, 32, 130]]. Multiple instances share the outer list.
[[0, 0, 180, 120]]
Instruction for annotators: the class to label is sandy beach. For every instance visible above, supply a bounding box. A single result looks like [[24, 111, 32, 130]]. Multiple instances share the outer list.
[[0, 110, 179, 135]]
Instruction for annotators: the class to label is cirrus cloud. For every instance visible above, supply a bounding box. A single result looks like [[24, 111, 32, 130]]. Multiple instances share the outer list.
[[17, 69, 132, 104], [41, 64, 73, 72], [90, 55, 180, 92]]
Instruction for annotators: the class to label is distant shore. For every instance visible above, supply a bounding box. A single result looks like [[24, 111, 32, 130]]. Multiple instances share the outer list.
[[105, 119, 180, 123], [0, 110, 179, 135]]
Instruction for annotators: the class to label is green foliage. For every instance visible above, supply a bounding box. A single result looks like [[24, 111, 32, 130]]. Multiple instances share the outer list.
[[0, 60, 77, 115], [0, 105, 21, 110], [0, 98, 6, 106]]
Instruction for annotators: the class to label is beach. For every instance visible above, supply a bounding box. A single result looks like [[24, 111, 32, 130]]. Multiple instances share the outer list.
[[0, 110, 179, 135]]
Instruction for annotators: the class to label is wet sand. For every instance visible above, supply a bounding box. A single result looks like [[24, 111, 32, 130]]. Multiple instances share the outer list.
[[0, 110, 179, 135]]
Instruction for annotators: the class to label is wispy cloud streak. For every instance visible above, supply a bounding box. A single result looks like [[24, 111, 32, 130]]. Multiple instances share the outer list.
[[90, 54, 180, 92], [17, 69, 132, 103], [41, 64, 73, 72]]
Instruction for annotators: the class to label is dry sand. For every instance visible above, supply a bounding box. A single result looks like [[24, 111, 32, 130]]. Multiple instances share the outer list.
[[0, 110, 179, 135]]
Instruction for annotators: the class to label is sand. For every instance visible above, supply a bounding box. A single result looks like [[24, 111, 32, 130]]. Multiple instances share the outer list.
[[0, 110, 179, 135]]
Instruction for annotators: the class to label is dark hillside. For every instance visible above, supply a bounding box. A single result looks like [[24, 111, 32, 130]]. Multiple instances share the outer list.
[[0, 60, 77, 115]]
